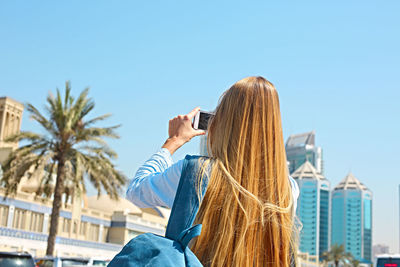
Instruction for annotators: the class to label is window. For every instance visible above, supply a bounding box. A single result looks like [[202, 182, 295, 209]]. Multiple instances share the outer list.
[[29, 212, 44, 232], [79, 221, 87, 236], [0, 205, 8, 226], [0, 253, 35, 267], [12, 208, 26, 229], [62, 259, 89, 265], [73, 220, 78, 234], [62, 218, 71, 233], [102, 226, 109, 242], [88, 224, 99, 241]]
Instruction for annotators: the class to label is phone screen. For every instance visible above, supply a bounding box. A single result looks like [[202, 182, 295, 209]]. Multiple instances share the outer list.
[[198, 112, 214, 130]]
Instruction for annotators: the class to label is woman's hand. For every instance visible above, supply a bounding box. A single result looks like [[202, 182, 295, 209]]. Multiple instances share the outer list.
[[162, 107, 206, 155]]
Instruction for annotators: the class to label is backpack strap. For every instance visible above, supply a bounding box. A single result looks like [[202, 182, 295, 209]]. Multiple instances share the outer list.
[[165, 155, 210, 246], [177, 224, 202, 249]]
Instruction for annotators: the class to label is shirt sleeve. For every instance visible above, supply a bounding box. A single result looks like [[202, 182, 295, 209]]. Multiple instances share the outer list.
[[126, 148, 184, 208], [127, 148, 300, 213]]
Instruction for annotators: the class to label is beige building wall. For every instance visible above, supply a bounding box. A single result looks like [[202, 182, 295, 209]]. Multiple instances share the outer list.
[[0, 187, 169, 257], [108, 227, 127, 245]]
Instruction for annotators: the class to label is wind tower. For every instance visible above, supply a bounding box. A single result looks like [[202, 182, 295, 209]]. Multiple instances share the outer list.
[[0, 97, 24, 163]]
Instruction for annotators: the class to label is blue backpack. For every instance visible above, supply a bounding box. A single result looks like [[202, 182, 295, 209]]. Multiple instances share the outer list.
[[108, 155, 209, 267]]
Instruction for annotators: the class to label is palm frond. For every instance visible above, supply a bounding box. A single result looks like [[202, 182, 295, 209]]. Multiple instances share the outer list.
[[1, 149, 49, 196], [83, 113, 112, 127], [34, 161, 57, 198], [45, 88, 66, 133], [78, 125, 120, 139], [26, 104, 58, 136], [4, 131, 46, 143], [76, 151, 126, 199], [74, 87, 93, 119], [78, 145, 118, 159], [64, 81, 73, 109]]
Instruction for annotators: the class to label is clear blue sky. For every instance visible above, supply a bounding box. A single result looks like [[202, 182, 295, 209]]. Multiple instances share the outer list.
[[1, 0, 399, 252]]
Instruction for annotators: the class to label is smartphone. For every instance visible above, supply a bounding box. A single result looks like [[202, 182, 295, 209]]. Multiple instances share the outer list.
[[193, 110, 214, 130]]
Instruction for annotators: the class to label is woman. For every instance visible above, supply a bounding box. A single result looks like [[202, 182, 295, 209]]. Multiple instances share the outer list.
[[127, 76, 299, 267]]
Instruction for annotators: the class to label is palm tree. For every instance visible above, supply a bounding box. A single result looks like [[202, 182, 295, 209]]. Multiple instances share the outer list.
[[0, 82, 127, 256], [322, 244, 352, 267]]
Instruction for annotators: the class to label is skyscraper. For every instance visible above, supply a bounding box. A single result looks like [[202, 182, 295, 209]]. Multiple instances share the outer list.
[[291, 161, 330, 257], [286, 131, 323, 175], [331, 173, 372, 263]]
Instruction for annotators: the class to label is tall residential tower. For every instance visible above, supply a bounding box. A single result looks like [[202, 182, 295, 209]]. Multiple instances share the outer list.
[[331, 173, 372, 263], [291, 161, 330, 257]]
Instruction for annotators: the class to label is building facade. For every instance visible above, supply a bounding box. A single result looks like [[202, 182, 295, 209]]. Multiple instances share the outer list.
[[0, 187, 169, 258], [296, 251, 321, 267], [292, 161, 330, 257], [331, 173, 372, 264], [0, 97, 24, 163], [286, 131, 323, 175], [0, 96, 169, 258]]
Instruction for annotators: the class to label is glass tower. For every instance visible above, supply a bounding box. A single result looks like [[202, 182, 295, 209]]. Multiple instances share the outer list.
[[331, 173, 372, 264], [291, 161, 330, 257], [286, 131, 323, 175]]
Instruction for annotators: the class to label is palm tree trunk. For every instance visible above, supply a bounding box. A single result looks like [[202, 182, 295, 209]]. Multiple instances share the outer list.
[[46, 156, 66, 256]]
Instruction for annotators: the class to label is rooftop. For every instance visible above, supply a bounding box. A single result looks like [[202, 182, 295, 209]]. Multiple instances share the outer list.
[[291, 161, 325, 180], [334, 172, 370, 191], [0, 96, 24, 109], [286, 131, 315, 147]]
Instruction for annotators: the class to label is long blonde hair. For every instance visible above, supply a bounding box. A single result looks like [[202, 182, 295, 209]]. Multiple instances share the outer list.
[[191, 76, 297, 267]]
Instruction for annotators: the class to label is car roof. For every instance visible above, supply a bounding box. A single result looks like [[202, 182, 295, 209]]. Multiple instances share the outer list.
[[376, 254, 400, 258], [36, 256, 90, 260], [0, 251, 33, 257]]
